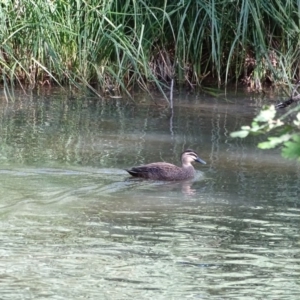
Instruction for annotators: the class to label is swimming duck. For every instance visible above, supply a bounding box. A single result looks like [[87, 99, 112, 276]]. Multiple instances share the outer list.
[[276, 80, 300, 109], [125, 149, 206, 181]]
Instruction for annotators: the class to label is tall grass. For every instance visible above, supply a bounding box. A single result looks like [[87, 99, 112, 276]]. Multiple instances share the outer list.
[[1, 0, 300, 97]]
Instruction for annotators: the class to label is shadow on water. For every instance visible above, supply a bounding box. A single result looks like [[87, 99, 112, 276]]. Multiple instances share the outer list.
[[0, 89, 299, 299]]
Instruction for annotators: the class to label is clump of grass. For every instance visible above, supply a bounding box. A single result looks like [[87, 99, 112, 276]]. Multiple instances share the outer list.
[[1, 0, 300, 98]]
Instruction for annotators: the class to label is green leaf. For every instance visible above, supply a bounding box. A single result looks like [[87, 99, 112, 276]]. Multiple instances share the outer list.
[[258, 134, 291, 149], [241, 125, 251, 130], [230, 130, 250, 138], [294, 113, 300, 126], [250, 122, 262, 132], [250, 121, 258, 128], [254, 105, 276, 123], [282, 135, 300, 160]]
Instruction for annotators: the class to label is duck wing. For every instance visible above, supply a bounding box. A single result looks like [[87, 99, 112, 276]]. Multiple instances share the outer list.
[[126, 162, 180, 180]]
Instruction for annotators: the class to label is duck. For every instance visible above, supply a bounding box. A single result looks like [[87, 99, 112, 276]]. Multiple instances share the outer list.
[[276, 80, 300, 109], [125, 149, 206, 181]]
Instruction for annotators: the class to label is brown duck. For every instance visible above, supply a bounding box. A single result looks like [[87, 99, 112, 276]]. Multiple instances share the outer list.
[[125, 149, 206, 181]]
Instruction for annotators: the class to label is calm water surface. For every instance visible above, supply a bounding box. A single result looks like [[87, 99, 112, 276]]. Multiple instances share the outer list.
[[0, 89, 299, 299]]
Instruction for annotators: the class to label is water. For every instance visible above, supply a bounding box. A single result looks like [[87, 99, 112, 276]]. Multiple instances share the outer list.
[[0, 89, 299, 299]]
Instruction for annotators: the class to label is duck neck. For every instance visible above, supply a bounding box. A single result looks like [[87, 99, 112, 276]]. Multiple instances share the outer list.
[[181, 162, 193, 169]]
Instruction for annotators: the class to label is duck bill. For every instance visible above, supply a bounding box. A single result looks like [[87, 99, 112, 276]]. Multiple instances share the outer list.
[[195, 157, 206, 164]]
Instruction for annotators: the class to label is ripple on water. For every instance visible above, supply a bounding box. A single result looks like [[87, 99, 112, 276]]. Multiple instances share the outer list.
[[0, 168, 299, 298]]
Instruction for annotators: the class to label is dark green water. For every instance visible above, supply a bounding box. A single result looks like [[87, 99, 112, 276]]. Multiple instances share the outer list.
[[0, 89, 299, 299]]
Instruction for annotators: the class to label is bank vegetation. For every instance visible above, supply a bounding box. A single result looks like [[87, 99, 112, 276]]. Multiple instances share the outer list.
[[1, 0, 300, 97]]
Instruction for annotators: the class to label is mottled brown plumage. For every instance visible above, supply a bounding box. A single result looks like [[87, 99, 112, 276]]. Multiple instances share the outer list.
[[125, 149, 206, 181]]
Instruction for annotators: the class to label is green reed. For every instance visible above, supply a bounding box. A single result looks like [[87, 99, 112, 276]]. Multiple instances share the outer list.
[[1, 0, 300, 97]]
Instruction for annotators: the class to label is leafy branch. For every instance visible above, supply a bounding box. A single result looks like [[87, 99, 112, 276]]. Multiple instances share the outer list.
[[230, 105, 300, 160]]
